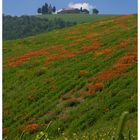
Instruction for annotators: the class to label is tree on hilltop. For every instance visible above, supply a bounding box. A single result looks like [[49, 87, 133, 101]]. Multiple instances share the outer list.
[[42, 3, 49, 14], [37, 2, 56, 15], [93, 8, 99, 15], [37, 8, 42, 14], [52, 6, 56, 13], [80, 7, 83, 12], [48, 4, 53, 14]]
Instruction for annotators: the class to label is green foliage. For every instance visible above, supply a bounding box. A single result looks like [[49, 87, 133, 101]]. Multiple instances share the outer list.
[[3, 15, 76, 40], [128, 130, 131, 140], [115, 111, 128, 140]]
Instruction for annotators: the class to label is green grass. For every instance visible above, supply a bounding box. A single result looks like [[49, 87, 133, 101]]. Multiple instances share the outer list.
[[3, 14, 137, 140], [37, 14, 121, 24]]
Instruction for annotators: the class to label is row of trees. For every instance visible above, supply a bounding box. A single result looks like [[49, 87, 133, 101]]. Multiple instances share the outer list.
[[80, 7, 99, 14], [37, 3, 56, 14], [3, 15, 76, 40], [37, 2, 99, 15]]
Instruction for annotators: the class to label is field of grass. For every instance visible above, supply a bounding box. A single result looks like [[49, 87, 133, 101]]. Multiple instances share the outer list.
[[3, 14, 137, 140], [37, 14, 120, 24]]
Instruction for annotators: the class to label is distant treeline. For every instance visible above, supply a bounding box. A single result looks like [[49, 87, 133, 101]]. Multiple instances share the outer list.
[[3, 15, 77, 40]]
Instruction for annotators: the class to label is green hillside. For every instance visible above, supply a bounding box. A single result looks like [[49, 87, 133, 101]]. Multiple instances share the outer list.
[[3, 14, 137, 140], [37, 14, 120, 24]]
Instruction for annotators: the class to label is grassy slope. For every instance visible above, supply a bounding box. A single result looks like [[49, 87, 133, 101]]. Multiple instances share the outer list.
[[3, 14, 137, 140], [37, 14, 120, 24]]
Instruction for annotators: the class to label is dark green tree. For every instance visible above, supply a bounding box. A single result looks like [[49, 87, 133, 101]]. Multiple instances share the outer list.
[[42, 3, 49, 14], [93, 8, 99, 15], [52, 6, 56, 13], [48, 4, 52, 14], [37, 8, 42, 14], [45, 3, 49, 13], [42, 5, 46, 14], [80, 7, 83, 12]]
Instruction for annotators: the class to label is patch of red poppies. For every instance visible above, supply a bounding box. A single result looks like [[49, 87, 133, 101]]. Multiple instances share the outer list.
[[73, 38, 86, 43], [81, 52, 137, 95], [96, 53, 137, 82], [116, 53, 137, 65], [3, 128, 9, 135], [7, 44, 67, 67], [87, 82, 104, 94], [7, 48, 49, 67], [18, 123, 48, 133], [85, 33, 97, 39], [80, 91, 89, 95], [119, 37, 137, 50], [100, 48, 114, 55], [47, 51, 75, 61], [116, 15, 130, 22], [45, 61, 52, 67], [19, 124, 40, 133], [80, 82, 104, 95], [80, 43, 100, 53], [45, 49, 75, 67]]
